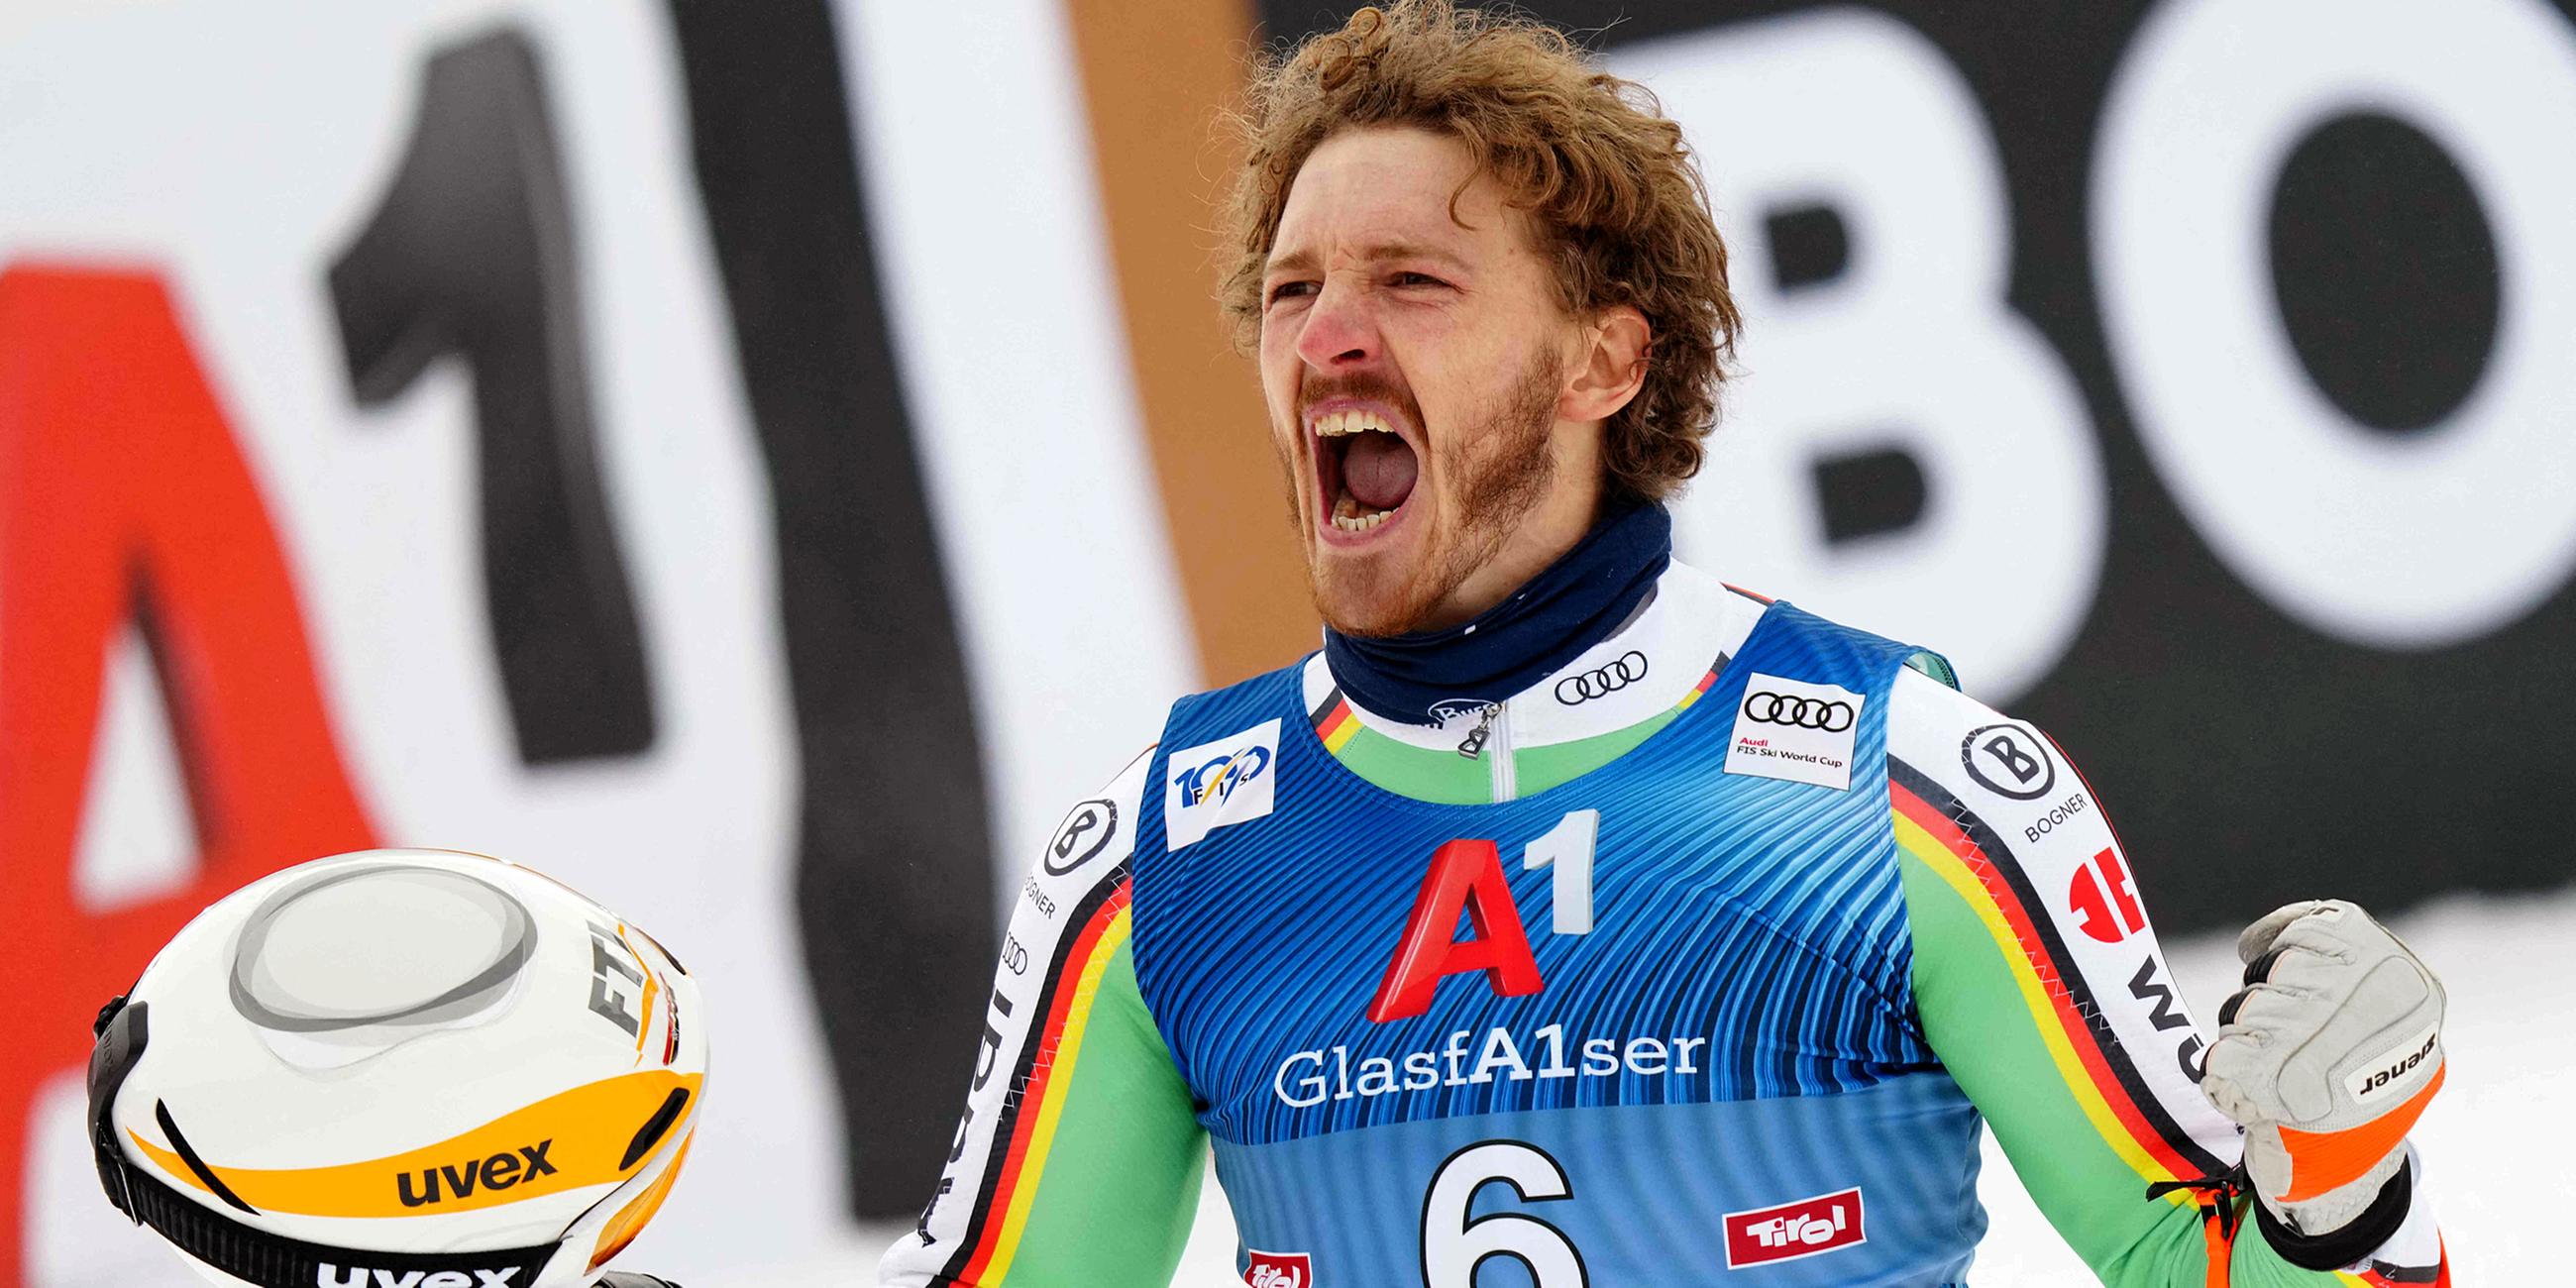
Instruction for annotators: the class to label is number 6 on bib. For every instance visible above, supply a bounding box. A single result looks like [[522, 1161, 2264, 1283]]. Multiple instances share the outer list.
[[1420, 1140, 1588, 1287]]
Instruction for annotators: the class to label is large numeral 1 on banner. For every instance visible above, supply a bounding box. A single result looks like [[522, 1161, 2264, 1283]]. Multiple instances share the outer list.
[[0, 266, 377, 1285], [328, 28, 657, 767], [664, 0, 999, 1217]]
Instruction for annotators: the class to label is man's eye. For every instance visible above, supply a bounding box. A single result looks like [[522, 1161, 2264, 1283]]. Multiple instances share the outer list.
[[1392, 271, 1450, 288], [1267, 280, 1318, 304]]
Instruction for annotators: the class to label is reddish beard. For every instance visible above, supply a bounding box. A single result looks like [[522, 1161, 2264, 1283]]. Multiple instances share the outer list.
[[1286, 348, 1562, 637]]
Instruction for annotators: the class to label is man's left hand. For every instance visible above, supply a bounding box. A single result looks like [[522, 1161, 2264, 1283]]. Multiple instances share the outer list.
[[2200, 900, 2444, 1263]]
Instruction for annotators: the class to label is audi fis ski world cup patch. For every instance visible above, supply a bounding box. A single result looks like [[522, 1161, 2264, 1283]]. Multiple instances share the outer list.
[[1165, 719, 1281, 849], [1725, 673, 1865, 791]]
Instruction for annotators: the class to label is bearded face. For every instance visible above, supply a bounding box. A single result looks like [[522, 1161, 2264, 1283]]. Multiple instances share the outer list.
[[1257, 127, 1612, 637], [1285, 348, 1562, 635]]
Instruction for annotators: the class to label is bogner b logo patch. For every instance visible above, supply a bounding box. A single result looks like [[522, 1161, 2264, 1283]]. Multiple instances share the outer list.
[[1725, 674, 1865, 791]]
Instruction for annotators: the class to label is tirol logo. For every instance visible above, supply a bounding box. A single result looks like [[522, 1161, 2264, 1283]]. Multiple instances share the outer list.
[[1724, 1186, 1867, 1268], [2068, 846, 2147, 944], [1041, 798, 1118, 876], [1164, 719, 1282, 850], [316, 1266, 523, 1286], [1724, 673, 1865, 791], [393, 1139, 557, 1208], [1962, 721, 2056, 801], [1242, 1249, 1312, 1287]]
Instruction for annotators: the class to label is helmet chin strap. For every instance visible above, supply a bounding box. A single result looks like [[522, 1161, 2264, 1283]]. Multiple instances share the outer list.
[[88, 995, 558, 1288]]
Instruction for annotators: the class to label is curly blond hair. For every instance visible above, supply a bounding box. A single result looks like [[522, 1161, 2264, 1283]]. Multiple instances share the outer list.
[[1217, 0, 1741, 502]]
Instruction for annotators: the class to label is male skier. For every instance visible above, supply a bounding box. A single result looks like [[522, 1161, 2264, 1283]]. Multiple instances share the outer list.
[[884, 4, 2450, 1283]]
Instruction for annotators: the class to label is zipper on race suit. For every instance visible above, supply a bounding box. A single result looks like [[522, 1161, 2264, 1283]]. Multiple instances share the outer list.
[[1489, 700, 1518, 802]]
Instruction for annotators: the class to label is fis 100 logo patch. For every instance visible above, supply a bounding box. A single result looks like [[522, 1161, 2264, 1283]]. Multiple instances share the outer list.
[[1176, 744, 1270, 807], [1164, 719, 1281, 849]]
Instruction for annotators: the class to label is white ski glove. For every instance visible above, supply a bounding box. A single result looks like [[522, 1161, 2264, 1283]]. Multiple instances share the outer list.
[[2200, 900, 2443, 1267]]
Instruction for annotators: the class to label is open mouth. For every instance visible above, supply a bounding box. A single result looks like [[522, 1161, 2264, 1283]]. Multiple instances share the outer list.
[[1313, 406, 1420, 535]]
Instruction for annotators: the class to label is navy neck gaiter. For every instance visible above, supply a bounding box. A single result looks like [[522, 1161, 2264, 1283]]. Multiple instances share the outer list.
[[1323, 501, 1672, 725]]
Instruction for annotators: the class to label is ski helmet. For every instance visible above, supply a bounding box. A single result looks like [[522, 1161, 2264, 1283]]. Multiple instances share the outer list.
[[88, 848, 707, 1288]]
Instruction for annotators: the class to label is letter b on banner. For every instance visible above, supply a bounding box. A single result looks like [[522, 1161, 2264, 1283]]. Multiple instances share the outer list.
[[1618, 10, 2105, 699]]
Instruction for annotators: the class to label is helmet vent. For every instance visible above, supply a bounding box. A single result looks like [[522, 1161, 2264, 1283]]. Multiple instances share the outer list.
[[621, 1087, 693, 1170], [230, 864, 535, 1041]]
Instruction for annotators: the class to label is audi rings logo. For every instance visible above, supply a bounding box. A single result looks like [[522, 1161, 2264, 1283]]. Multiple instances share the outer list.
[[1742, 691, 1856, 732], [1555, 651, 1650, 705]]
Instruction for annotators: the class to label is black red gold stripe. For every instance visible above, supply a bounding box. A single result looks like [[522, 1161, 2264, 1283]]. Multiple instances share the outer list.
[[1889, 762, 2226, 1183], [938, 869, 1134, 1281]]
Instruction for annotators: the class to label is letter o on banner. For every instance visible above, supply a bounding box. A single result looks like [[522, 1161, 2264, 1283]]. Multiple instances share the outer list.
[[2095, 0, 2576, 648]]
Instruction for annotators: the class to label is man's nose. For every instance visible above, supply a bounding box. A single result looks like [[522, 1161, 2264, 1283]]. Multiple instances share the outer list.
[[1293, 278, 1377, 372]]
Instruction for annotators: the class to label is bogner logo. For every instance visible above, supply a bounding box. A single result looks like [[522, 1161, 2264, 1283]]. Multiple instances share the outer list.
[[394, 1140, 558, 1207], [1724, 1186, 1866, 1267], [1962, 721, 2055, 801], [1041, 798, 1118, 876], [2348, 1022, 2441, 1102], [316, 1267, 522, 1287]]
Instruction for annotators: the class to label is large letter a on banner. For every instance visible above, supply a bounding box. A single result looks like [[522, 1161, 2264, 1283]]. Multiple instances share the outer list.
[[0, 266, 376, 1285]]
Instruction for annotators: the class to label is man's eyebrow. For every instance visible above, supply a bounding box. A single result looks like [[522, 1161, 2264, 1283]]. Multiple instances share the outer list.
[[1264, 241, 1472, 276]]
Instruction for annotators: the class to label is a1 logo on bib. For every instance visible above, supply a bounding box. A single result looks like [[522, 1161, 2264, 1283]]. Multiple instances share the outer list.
[[1166, 719, 1281, 849], [1727, 674, 1865, 791]]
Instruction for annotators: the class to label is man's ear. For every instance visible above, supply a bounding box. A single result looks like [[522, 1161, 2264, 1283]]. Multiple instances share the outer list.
[[1559, 304, 1651, 424]]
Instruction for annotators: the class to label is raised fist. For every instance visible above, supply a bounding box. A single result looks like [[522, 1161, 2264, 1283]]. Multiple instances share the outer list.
[[2200, 900, 2443, 1266]]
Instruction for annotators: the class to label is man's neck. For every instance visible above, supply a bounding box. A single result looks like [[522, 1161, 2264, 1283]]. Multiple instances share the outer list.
[[1306, 561, 1771, 804], [1416, 482, 1603, 631], [1321, 500, 1673, 726]]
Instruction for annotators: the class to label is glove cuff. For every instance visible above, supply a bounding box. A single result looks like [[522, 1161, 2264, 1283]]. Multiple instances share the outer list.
[[2251, 1153, 2413, 1272]]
